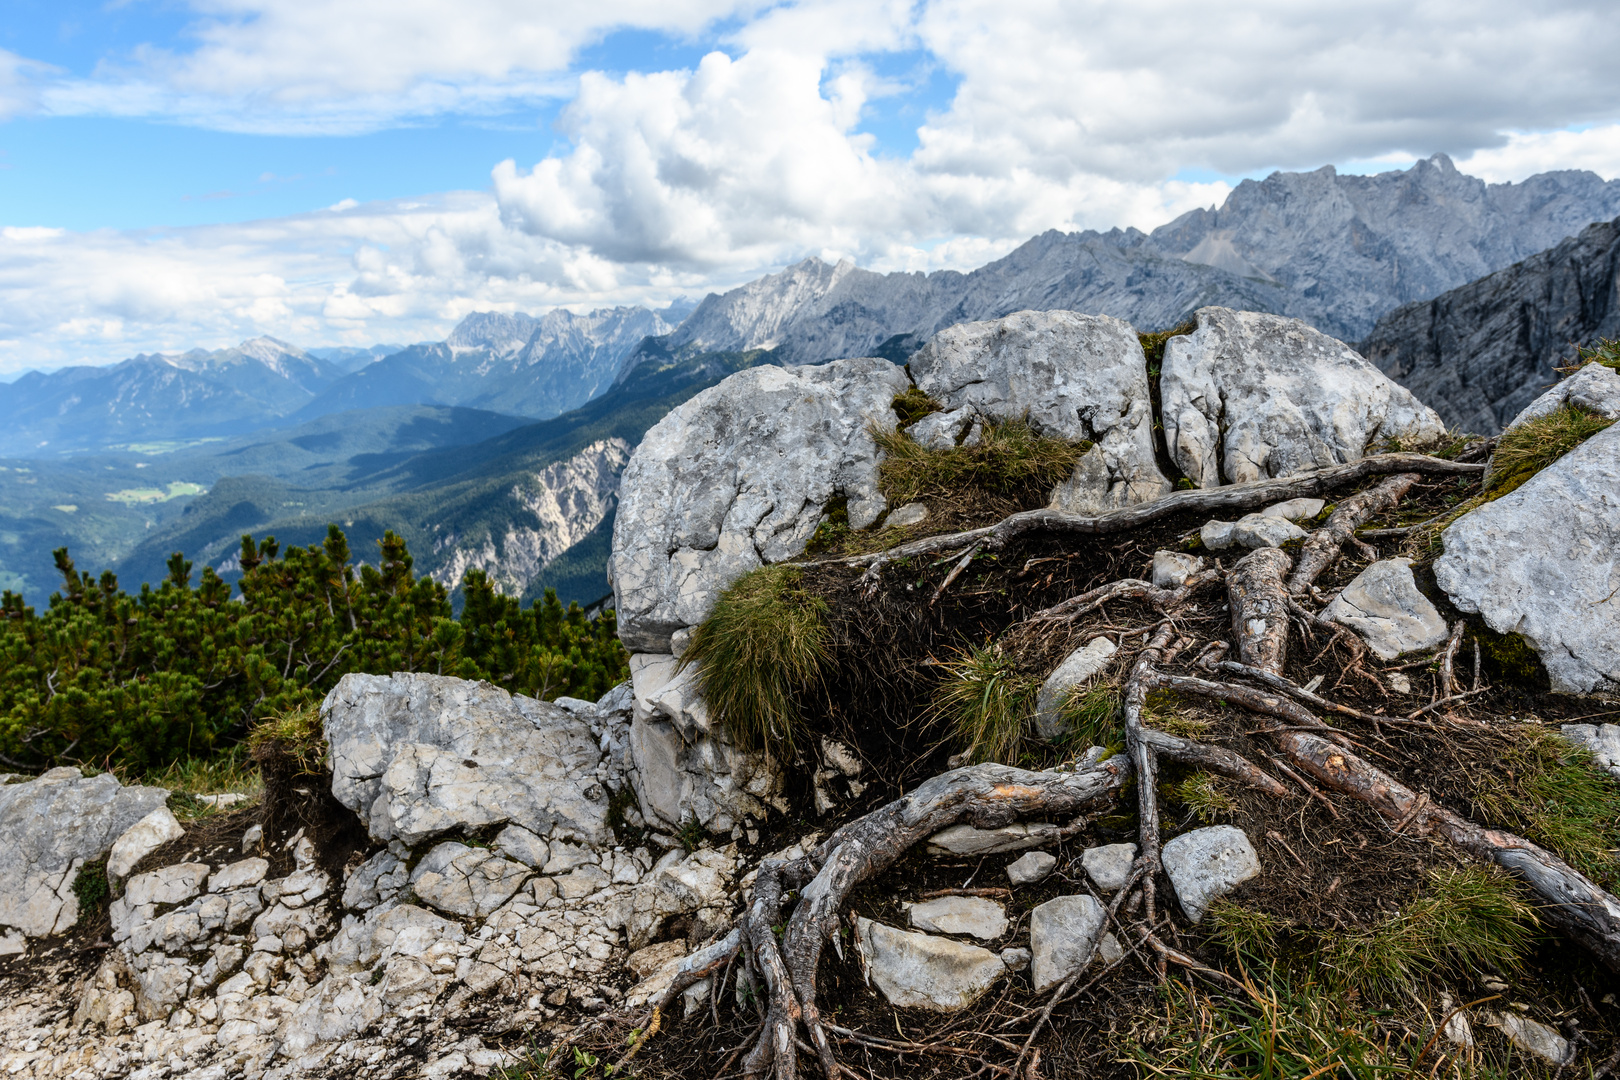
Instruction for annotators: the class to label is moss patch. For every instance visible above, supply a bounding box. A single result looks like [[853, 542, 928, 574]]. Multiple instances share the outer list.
[[890, 386, 942, 426]]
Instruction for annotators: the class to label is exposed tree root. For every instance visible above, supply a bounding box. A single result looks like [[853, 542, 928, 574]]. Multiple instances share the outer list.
[[1288, 472, 1418, 593]]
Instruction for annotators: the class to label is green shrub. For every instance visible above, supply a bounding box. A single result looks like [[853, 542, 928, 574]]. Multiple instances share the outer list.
[[1488, 404, 1614, 494], [71, 859, 109, 917], [929, 643, 1035, 765], [874, 417, 1087, 505], [682, 565, 828, 756]]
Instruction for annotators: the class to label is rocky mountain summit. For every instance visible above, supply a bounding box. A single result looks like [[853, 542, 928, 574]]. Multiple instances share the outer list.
[[3, 309, 1619, 1079]]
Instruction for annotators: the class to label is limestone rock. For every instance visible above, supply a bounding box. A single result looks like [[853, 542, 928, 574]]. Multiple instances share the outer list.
[[0, 767, 168, 940], [999, 946, 1031, 972], [107, 807, 185, 880], [907, 896, 1008, 940], [626, 847, 737, 949], [1562, 724, 1620, 778], [1006, 851, 1057, 886], [1162, 307, 1444, 488], [1029, 895, 1106, 992], [855, 917, 1006, 1012], [1323, 559, 1449, 661], [1033, 637, 1118, 740], [342, 849, 408, 911], [494, 824, 551, 869], [323, 672, 610, 846], [1201, 513, 1308, 551], [1436, 421, 1620, 694], [909, 310, 1170, 513], [886, 502, 929, 528], [1162, 826, 1262, 923], [209, 858, 268, 893], [320, 903, 466, 977], [1151, 551, 1207, 589], [1483, 1011, 1573, 1065], [123, 863, 210, 909], [1506, 361, 1620, 430], [610, 357, 909, 652], [409, 843, 531, 919], [1081, 843, 1137, 893], [1263, 497, 1325, 521], [627, 652, 781, 832]]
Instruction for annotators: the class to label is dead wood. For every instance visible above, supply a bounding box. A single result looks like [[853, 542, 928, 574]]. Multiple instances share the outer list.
[[1287, 472, 1419, 593], [1227, 548, 1294, 676]]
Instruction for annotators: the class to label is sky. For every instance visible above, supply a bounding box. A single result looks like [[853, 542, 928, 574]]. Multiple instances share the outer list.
[[3, 0, 1620, 374]]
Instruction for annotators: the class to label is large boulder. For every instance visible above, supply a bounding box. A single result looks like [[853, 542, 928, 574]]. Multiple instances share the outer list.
[[1162, 307, 1445, 487], [323, 673, 611, 847], [0, 767, 169, 942], [610, 357, 909, 653], [1435, 420, 1620, 695], [907, 310, 1171, 512]]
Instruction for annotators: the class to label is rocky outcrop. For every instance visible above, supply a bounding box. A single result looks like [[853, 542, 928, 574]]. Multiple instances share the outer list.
[[0, 768, 169, 943], [1162, 308, 1445, 487], [907, 310, 1170, 511], [1361, 216, 1620, 433], [611, 356, 909, 653], [323, 672, 619, 847], [1435, 420, 1620, 695]]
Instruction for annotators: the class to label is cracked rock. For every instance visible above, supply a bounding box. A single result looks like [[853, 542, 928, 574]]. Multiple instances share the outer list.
[[906, 896, 1008, 940], [855, 917, 1005, 1012], [1324, 559, 1448, 661], [409, 843, 531, 919], [1162, 826, 1261, 923], [1030, 895, 1106, 992]]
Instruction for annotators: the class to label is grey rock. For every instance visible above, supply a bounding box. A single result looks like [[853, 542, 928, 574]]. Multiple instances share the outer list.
[[122, 863, 210, 909], [1363, 215, 1620, 434], [1098, 932, 1125, 966], [909, 310, 1170, 512], [0, 768, 169, 939], [1435, 422, 1620, 694], [610, 357, 909, 652], [1029, 895, 1106, 991], [1033, 637, 1118, 740], [999, 946, 1031, 972], [1506, 361, 1620, 430], [855, 917, 1006, 1012], [927, 822, 1067, 856], [107, 807, 185, 881], [886, 502, 929, 528], [907, 896, 1008, 940], [1006, 851, 1058, 886], [1263, 497, 1325, 521], [904, 409, 969, 450], [409, 842, 531, 919], [626, 847, 736, 949], [323, 671, 610, 847], [1562, 724, 1620, 778], [1162, 826, 1262, 923], [1483, 1011, 1573, 1065], [321, 902, 466, 977], [1081, 843, 1137, 893], [1201, 513, 1309, 551], [241, 824, 263, 853], [1323, 559, 1450, 661], [1151, 551, 1207, 589], [1163, 307, 1444, 488], [494, 824, 552, 869], [209, 858, 269, 893], [341, 849, 408, 911]]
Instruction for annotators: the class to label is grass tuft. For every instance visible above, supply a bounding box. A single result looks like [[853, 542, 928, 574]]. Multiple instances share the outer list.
[[1170, 771, 1237, 823], [1208, 900, 1287, 963], [891, 386, 943, 425], [683, 565, 828, 757], [72, 859, 109, 917], [929, 643, 1036, 765], [874, 417, 1087, 505], [247, 701, 327, 777], [147, 746, 264, 818], [1571, 336, 1620, 372], [1488, 404, 1614, 495], [1057, 683, 1122, 748], [1473, 726, 1620, 889]]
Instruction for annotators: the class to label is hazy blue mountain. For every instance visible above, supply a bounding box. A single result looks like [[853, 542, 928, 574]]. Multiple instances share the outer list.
[[307, 343, 405, 373], [623, 155, 1620, 376]]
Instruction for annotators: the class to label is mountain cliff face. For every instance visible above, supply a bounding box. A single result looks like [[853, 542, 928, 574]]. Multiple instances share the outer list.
[[0, 337, 342, 455], [624, 156, 1620, 375], [1360, 215, 1620, 433]]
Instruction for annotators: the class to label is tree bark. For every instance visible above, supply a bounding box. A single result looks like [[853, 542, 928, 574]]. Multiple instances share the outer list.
[[1227, 548, 1294, 676], [1287, 473, 1419, 594]]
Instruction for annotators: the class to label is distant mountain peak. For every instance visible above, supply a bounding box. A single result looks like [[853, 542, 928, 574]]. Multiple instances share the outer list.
[[446, 311, 542, 358]]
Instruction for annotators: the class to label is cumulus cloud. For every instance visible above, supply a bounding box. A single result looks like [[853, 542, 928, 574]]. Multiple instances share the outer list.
[[1457, 124, 1620, 183]]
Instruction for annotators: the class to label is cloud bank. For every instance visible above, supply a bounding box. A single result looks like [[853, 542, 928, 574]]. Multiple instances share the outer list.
[[4, 0, 1620, 371]]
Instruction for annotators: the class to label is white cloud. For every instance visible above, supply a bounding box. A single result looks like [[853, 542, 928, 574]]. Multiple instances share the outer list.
[[1456, 125, 1620, 183]]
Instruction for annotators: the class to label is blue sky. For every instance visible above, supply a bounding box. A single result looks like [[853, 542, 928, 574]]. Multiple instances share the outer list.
[[1, 0, 1618, 372]]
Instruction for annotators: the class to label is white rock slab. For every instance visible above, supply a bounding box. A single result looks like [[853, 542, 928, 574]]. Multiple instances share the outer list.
[[1151, 551, 1206, 589], [907, 896, 1008, 940], [1032, 637, 1118, 740], [1562, 724, 1620, 778], [1162, 826, 1261, 923], [1324, 559, 1449, 661], [409, 843, 531, 919], [610, 357, 909, 652], [1505, 361, 1620, 430], [1263, 497, 1326, 521], [1081, 843, 1137, 893], [927, 822, 1065, 856], [855, 917, 1005, 1012], [887, 502, 929, 528], [1435, 421, 1620, 695], [107, 807, 186, 880], [1006, 851, 1057, 886], [1201, 513, 1308, 551], [909, 310, 1171, 513], [208, 858, 269, 893], [324, 672, 610, 847], [1162, 307, 1444, 488], [1029, 895, 1106, 991], [0, 768, 169, 939]]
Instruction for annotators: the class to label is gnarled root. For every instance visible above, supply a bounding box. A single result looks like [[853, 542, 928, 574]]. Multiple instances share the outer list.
[[1288, 472, 1418, 594]]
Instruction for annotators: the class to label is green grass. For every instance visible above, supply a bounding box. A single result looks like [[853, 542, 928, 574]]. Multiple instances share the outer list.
[[1473, 726, 1620, 890], [71, 859, 109, 918], [682, 564, 829, 756], [1057, 683, 1122, 748], [929, 642, 1036, 765], [1487, 404, 1615, 495], [873, 417, 1088, 505], [148, 746, 265, 820], [891, 386, 943, 425], [247, 701, 327, 777], [1171, 771, 1237, 823], [1572, 336, 1620, 372]]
